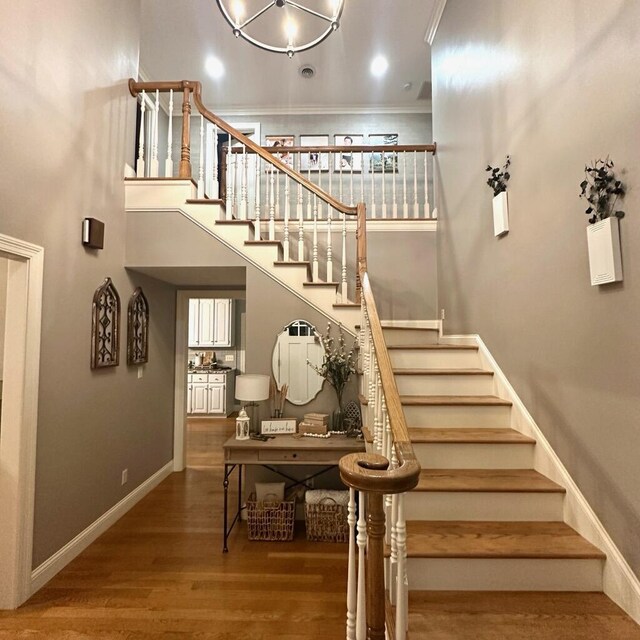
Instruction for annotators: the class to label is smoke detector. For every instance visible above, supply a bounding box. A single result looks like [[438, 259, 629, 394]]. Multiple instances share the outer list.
[[299, 64, 316, 79]]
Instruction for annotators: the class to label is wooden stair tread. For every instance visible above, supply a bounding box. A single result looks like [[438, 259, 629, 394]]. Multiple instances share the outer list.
[[387, 343, 478, 350], [394, 368, 493, 376], [414, 468, 564, 493], [408, 427, 535, 444], [303, 281, 340, 288], [214, 218, 253, 225], [401, 395, 512, 406], [333, 302, 360, 308], [381, 324, 439, 332], [274, 260, 310, 267], [403, 521, 605, 559], [244, 240, 281, 246], [187, 198, 224, 205]]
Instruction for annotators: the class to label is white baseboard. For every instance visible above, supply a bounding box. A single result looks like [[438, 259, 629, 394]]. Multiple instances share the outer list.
[[440, 332, 640, 624], [382, 319, 441, 329], [30, 461, 173, 594]]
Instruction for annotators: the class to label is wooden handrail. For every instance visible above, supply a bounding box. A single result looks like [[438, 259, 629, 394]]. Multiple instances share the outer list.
[[128, 79, 357, 216], [231, 144, 437, 154]]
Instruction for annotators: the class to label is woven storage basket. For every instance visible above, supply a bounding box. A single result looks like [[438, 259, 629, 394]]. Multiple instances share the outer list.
[[246, 493, 295, 542], [305, 496, 349, 543]]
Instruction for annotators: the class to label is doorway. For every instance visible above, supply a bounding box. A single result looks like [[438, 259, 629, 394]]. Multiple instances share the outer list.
[[0, 234, 44, 609]]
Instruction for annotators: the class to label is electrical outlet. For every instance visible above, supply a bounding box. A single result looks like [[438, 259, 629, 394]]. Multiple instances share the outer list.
[[224, 355, 234, 362], [121, 469, 128, 485], [137, 366, 144, 379], [440, 308, 446, 321]]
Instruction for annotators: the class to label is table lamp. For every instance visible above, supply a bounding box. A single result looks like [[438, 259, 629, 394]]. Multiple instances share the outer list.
[[235, 374, 270, 435]]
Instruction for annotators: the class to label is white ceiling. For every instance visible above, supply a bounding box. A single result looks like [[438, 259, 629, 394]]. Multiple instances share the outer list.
[[140, 0, 435, 114]]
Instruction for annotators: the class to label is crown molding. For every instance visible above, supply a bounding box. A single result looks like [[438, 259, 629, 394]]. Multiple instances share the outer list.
[[204, 102, 432, 118], [424, 0, 448, 46]]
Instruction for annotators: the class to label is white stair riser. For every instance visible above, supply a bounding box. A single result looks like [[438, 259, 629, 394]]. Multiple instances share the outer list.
[[404, 491, 564, 521], [395, 374, 494, 396], [413, 442, 534, 468], [390, 349, 480, 369], [403, 404, 512, 427], [406, 558, 602, 591], [382, 328, 440, 346], [125, 180, 196, 208]]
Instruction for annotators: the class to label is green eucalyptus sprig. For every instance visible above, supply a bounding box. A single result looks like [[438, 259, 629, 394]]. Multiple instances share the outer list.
[[486, 155, 511, 197], [580, 157, 626, 225]]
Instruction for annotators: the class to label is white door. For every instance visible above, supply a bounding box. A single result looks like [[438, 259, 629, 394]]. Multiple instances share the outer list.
[[208, 384, 225, 414], [188, 299, 199, 347], [198, 299, 215, 347], [213, 298, 232, 347], [191, 384, 209, 414]]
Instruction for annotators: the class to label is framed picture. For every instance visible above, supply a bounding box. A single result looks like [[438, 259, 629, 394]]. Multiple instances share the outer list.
[[265, 135, 294, 172], [261, 418, 297, 435], [300, 135, 329, 172], [334, 134, 363, 172], [369, 133, 398, 173]]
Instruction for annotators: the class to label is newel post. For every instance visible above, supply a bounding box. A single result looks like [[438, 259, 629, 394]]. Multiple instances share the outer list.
[[179, 86, 192, 179], [356, 203, 367, 299], [366, 492, 386, 640]]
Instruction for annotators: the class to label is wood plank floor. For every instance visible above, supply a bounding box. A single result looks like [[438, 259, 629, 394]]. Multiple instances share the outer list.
[[1, 418, 638, 639]]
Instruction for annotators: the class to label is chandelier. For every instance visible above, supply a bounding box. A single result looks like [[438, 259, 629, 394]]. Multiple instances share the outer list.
[[215, 0, 345, 58]]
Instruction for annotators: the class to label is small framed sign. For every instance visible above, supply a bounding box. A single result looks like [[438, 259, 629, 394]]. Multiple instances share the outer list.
[[261, 419, 297, 435]]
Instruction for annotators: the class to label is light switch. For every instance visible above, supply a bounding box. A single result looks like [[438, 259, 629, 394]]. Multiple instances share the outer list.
[[138, 366, 144, 379]]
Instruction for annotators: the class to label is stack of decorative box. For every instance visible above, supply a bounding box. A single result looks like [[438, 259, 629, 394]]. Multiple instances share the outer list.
[[299, 413, 329, 435]]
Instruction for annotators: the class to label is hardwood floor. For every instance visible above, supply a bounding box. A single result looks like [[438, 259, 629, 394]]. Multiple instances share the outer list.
[[1, 418, 638, 639]]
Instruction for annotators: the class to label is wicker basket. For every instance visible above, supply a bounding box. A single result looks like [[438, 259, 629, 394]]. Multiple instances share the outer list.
[[305, 496, 349, 543], [246, 493, 295, 542]]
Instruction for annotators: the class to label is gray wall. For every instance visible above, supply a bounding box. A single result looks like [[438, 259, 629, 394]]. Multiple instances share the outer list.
[[433, 0, 640, 575], [0, 0, 178, 567], [0, 257, 7, 381]]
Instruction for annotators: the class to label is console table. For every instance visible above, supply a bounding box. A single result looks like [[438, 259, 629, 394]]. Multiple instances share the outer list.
[[222, 434, 365, 552]]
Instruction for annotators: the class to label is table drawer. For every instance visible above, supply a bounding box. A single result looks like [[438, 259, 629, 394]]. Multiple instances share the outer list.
[[257, 449, 343, 463]]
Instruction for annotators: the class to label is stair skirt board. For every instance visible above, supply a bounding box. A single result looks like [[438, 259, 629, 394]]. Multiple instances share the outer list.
[[390, 349, 480, 369], [404, 491, 564, 521], [406, 558, 603, 591], [413, 442, 534, 468], [395, 373, 494, 396], [403, 404, 512, 427]]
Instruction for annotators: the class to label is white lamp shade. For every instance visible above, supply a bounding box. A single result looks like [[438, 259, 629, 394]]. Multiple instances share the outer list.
[[235, 374, 270, 402]]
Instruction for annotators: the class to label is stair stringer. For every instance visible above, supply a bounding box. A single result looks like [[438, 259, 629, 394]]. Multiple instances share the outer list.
[[438, 332, 640, 625], [124, 182, 359, 334]]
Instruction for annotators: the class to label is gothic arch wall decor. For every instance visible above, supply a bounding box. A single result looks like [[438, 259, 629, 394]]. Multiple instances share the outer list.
[[91, 277, 120, 368], [127, 287, 149, 365]]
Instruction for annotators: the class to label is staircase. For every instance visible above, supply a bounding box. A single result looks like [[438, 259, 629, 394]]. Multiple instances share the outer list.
[[364, 322, 609, 630], [125, 178, 361, 333]]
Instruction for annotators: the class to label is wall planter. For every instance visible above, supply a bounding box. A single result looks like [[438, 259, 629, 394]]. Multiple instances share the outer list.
[[586, 216, 622, 285], [492, 191, 509, 237]]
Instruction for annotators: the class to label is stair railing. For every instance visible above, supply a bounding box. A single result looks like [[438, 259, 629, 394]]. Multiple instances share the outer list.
[[340, 204, 421, 640], [128, 80, 422, 638]]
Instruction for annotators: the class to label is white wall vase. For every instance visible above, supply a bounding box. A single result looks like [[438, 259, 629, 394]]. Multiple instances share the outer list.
[[492, 191, 509, 237], [586, 216, 623, 286]]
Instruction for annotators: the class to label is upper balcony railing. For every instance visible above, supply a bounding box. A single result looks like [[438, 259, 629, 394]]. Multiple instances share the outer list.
[[128, 79, 422, 640]]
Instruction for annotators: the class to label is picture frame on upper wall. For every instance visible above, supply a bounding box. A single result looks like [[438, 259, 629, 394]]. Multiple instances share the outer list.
[[369, 133, 398, 173], [264, 135, 294, 172], [334, 134, 363, 172], [300, 134, 329, 172]]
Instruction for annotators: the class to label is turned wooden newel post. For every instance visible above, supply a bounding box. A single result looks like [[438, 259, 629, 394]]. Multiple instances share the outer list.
[[220, 147, 228, 206], [366, 491, 386, 640], [179, 87, 192, 179], [356, 203, 367, 300]]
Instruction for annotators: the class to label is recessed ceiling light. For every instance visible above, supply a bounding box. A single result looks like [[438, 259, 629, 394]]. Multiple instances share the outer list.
[[370, 55, 389, 77], [205, 56, 225, 80]]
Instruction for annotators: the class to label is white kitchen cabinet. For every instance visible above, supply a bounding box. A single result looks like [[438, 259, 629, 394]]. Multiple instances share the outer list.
[[188, 298, 234, 348], [187, 372, 235, 416], [208, 384, 225, 414], [190, 383, 209, 414]]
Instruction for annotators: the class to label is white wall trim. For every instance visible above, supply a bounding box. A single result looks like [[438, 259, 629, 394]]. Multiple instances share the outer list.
[[203, 104, 432, 118], [0, 234, 44, 610], [31, 461, 173, 594], [439, 332, 640, 625], [424, 0, 448, 46]]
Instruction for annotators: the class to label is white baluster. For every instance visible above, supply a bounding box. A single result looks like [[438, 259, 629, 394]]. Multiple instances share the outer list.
[[307, 163, 313, 220], [370, 150, 376, 218], [413, 150, 419, 218], [231, 142, 238, 217], [360, 151, 365, 206], [381, 150, 387, 219], [283, 174, 290, 260], [346, 487, 357, 640], [268, 166, 275, 240], [225, 136, 233, 220], [150, 90, 159, 177], [341, 212, 348, 302], [424, 150, 430, 218], [368, 353, 376, 431], [349, 160, 355, 207], [374, 368, 383, 453], [312, 192, 319, 281], [254, 153, 261, 240], [239, 143, 247, 219], [197, 115, 205, 197], [355, 491, 367, 640], [392, 149, 398, 218], [395, 493, 408, 640], [297, 156, 305, 261], [164, 89, 173, 177], [210, 122, 218, 197], [275, 168, 280, 223], [136, 91, 146, 177], [402, 152, 409, 219]]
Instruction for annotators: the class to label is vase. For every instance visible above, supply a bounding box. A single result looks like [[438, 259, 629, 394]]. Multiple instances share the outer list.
[[492, 191, 509, 237], [586, 216, 623, 285], [332, 407, 344, 432]]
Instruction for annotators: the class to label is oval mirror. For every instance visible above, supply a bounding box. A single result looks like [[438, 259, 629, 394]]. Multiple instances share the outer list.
[[272, 319, 324, 405]]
